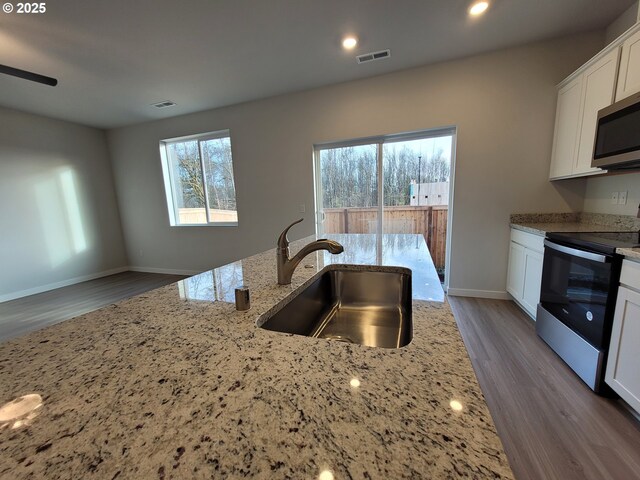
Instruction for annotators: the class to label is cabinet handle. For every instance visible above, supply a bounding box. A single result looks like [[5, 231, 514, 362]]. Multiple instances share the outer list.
[[544, 240, 610, 263]]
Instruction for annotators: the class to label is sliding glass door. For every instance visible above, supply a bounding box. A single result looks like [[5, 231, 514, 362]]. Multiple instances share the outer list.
[[316, 143, 379, 236], [314, 129, 454, 282]]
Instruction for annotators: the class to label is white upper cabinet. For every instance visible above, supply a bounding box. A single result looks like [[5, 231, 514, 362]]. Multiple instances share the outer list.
[[507, 240, 525, 300], [548, 24, 640, 181], [549, 48, 619, 180], [550, 77, 583, 179], [574, 48, 620, 176], [616, 29, 640, 101]]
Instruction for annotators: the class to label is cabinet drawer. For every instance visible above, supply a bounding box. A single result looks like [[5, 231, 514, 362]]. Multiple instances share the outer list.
[[511, 229, 544, 253], [621, 259, 640, 291]]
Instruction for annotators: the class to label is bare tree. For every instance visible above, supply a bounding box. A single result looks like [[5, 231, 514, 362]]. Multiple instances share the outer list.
[[320, 142, 450, 208], [170, 138, 237, 211], [173, 141, 205, 208]]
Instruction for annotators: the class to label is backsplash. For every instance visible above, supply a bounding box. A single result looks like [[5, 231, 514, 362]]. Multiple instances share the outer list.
[[580, 212, 640, 230], [583, 172, 640, 217]]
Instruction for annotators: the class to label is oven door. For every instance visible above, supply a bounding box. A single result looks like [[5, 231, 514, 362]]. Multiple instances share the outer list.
[[539, 240, 615, 349]]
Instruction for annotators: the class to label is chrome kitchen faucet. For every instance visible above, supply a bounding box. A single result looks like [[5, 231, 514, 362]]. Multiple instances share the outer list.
[[276, 218, 343, 285]]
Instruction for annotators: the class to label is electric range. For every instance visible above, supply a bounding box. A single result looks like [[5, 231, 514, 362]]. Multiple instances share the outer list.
[[536, 229, 639, 394]]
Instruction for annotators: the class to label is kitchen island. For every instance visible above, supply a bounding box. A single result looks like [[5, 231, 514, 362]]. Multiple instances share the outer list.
[[0, 234, 512, 479]]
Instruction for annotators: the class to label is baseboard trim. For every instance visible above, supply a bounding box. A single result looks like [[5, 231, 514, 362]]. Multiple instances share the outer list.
[[509, 295, 537, 321], [447, 288, 511, 300], [0, 266, 129, 303], [619, 398, 640, 422], [128, 266, 201, 276]]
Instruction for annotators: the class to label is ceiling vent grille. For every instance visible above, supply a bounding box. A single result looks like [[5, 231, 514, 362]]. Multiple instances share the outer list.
[[357, 49, 391, 64], [152, 100, 177, 108]]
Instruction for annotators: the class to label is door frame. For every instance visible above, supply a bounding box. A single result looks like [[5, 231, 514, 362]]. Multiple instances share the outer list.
[[312, 126, 457, 291]]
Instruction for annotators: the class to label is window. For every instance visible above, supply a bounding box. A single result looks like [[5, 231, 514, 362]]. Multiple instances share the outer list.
[[159, 130, 238, 226], [314, 127, 455, 282]]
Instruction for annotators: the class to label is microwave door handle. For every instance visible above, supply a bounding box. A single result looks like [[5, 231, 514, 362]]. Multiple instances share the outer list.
[[544, 240, 609, 263]]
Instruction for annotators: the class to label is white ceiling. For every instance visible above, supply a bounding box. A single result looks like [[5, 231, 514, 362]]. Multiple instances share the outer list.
[[0, 0, 634, 129]]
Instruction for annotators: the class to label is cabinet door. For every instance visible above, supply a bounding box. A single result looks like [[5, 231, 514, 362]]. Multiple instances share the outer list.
[[521, 249, 543, 319], [616, 29, 640, 101], [606, 286, 640, 414], [574, 48, 619, 176], [550, 77, 583, 179], [507, 241, 525, 301]]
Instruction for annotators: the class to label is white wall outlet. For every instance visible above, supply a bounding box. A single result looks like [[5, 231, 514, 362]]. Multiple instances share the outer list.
[[611, 192, 619, 204], [299, 203, 306, 213], [619, 191, 628, 205]]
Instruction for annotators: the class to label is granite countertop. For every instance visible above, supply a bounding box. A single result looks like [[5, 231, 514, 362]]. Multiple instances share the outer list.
[[618, 248, 640, 261], [509, 221, 629, 236], [509, 212, 640, 242], [0, 234, 512, 479]]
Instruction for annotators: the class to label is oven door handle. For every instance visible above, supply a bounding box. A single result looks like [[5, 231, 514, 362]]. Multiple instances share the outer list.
[[544, 239, 610, 263]]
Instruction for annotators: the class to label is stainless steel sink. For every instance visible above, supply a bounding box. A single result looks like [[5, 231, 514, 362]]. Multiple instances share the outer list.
[[258, 266, 412, 348]]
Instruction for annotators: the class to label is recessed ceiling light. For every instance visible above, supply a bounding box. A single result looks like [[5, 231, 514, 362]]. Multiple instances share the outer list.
[[469, 1, 489, 16], [342, 36, 358, 50]]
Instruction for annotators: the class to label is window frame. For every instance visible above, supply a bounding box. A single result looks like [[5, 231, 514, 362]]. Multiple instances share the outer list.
[[312, 126, 457, 292], [159, 129, 239, 227], [313, 126, 456, 235]]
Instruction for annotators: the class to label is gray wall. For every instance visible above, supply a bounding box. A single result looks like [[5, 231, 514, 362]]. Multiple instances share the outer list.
[[605, 1, 638, 44], [107, 32, 603, 295], [584, 172, 640, 216], [0, 107, 128, 301]]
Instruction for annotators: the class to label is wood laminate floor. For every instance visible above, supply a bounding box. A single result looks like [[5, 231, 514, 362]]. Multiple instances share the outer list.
[[449, 297, 640, 480], [0, 271, 187, 342]]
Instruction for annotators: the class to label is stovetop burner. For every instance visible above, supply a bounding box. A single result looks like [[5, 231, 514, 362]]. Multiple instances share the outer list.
[[547, 230, 640, 255]]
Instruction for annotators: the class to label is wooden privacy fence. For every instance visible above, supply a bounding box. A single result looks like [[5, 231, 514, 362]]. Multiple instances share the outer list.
[[178, 208, 238, 224], [323, 205, 448, 270]]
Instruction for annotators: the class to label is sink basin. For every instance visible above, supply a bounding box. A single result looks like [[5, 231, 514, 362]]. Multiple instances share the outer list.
[[258, 266, 412, 348]]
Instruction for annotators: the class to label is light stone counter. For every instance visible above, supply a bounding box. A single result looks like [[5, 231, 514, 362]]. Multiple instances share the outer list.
[[0, 234, 513, 479], [618, 247, 640, 261], [509, 212, 640, 237], [509, 221, 628, 236]]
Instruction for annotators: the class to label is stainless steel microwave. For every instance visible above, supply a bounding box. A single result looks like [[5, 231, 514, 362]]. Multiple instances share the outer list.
[[592, 92, 640, 170]]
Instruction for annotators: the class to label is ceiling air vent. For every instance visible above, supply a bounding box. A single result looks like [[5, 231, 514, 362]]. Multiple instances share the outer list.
[[152, 100, 177, 109], [357, 49, 391, 64]]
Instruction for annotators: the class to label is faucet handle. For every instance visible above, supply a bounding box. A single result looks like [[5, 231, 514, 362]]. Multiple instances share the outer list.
[[277, 218, 304, 250]]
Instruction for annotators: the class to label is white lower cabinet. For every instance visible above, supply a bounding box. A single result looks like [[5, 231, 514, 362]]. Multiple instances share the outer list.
[[521, 249, 543, 315], [606, 260, 640, 414], [507, 229, 544, 319], [507, 242, 525, 299]]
